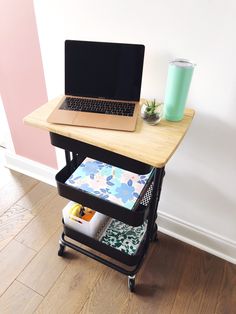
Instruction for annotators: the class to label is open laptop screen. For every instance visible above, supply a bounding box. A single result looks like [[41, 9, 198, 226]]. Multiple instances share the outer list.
[[65, 40, 145, 101]]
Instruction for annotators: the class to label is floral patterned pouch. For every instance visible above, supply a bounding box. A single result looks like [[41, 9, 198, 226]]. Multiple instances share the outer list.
[[65, 157, 153, 210]]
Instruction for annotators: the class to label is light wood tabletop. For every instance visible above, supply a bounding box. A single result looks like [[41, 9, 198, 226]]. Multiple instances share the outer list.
[[24, 96, 195, 168]]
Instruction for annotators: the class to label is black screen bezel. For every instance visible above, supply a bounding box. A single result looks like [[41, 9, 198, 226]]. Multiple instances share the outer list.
[[65, 40, 145, 101]]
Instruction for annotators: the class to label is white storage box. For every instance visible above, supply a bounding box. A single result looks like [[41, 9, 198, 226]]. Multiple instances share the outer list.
[[62, 201, 108, 238]]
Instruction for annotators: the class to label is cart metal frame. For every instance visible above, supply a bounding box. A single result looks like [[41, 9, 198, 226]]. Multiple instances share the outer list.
[[50, 132, 165, 292]]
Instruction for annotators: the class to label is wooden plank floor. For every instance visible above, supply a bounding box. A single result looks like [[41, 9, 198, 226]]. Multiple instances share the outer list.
[[0, 162, 235, 313]]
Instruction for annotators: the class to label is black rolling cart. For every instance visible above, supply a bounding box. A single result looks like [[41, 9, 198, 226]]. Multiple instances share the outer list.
[[50, 133, 165, 292], [24, 97, 195, 293]]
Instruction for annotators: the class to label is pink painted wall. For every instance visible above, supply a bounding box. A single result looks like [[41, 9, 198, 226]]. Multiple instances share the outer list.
[[0, 0, 57, 168]]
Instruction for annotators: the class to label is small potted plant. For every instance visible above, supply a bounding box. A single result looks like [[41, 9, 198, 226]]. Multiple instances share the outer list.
[[141, 99, 163, 125]]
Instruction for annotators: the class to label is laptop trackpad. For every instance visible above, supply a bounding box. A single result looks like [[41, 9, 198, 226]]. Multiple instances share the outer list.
[[47, 107, 75, 124], [73, 112, 135, 131], [73, 112, 112, 127]]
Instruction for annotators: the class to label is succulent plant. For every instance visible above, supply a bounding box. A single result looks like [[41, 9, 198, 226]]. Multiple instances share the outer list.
[[144, 99, 161, 116], [141, 99, 163, 125]]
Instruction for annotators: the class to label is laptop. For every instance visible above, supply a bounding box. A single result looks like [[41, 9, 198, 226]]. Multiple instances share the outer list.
[[47, 40, 145, 131]]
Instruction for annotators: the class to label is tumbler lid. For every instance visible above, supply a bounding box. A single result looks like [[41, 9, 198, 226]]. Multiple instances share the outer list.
[[170, 58, 196, 68]]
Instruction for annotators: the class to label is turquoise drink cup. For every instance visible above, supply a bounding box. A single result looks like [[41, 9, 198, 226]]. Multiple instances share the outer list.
[[164, 59, 195, 121]]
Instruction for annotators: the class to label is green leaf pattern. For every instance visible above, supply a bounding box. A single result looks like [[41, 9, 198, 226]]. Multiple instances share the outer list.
[[100, 219, 147, 255]]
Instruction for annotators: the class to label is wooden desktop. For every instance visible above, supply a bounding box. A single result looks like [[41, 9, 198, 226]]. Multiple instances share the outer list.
[[24, 96, 195, 167]]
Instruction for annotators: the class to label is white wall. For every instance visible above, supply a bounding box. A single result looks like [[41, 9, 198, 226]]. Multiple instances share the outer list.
[[0, 95, 14, 151], [34, 0, 236, 262]]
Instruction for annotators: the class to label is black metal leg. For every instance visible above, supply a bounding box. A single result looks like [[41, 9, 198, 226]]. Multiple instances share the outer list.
[[65, 150, 71, 166], [146, 167, 165, 242]]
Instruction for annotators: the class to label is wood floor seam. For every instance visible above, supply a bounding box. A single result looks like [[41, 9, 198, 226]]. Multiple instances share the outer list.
[[32, 259, 74, 313], [76, 267, 109, 313], [15, 279, 44, 297], [0, 177, 39, 217], [10, 181, 39, 211], [10, 205, 35, 233], [32, 224, 63, 252], [169, 244, 193, 314], [0, 203, 34, 251], [0, 280, 16, 299], [14, 238, 38, 253], [0, 239, 36, 298], [214, 262, 226, 314]]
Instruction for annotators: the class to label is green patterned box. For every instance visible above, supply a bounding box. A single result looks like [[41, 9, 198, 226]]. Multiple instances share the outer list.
[[100, 219, 147, 255]]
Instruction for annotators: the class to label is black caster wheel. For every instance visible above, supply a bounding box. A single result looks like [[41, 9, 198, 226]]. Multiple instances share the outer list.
[[128, 276, 135, 292], [58, 244, 65, 256], [151, 223, 158, 242]]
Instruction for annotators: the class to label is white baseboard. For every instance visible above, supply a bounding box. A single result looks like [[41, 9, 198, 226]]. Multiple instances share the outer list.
[[3, 151, 57, 187], [158, 210, 236, 264]]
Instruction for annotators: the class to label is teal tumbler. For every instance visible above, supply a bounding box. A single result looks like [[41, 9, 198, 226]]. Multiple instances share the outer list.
[[164, 59, 195, 121]]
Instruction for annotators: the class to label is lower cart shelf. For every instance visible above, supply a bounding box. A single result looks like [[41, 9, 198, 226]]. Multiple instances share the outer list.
[[62, 222, 148, 267]]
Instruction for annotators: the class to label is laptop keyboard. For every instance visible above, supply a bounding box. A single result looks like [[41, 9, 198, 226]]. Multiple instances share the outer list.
[[60, 97, 135, 116]]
